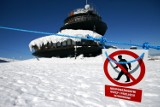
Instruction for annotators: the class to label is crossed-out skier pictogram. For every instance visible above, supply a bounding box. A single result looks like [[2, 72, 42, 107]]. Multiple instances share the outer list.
[[103, 50, 145, 87]]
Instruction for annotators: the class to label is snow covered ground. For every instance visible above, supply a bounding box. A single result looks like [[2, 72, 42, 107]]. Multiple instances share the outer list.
[[0, 55, 160, 107], [0, 57, 18, 62]]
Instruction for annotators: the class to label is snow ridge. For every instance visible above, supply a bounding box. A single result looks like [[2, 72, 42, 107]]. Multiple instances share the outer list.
[[0, 57, 17, 62]]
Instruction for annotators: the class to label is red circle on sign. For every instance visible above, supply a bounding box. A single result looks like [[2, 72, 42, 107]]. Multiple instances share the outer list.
[[103, 50, 145, 87]]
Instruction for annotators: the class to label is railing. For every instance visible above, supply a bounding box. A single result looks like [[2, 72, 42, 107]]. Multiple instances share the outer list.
[[65, 15, 101, 24]]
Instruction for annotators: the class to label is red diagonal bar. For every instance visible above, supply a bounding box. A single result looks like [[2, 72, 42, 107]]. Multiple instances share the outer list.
[[111, 57, 136, 81], [104, 50, 145, 87]]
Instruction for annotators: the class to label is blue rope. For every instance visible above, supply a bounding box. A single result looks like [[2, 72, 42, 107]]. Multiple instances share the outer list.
[[0, 26, 53, 35], [104, 52, 145, 64], [0, 26, 93, 40], [0, 26, 160, 50]]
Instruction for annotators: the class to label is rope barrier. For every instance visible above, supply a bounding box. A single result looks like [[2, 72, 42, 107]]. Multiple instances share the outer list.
[[0, 26, 160, 50], [0, 26, 53, 35], [104, 52, 145, 64]]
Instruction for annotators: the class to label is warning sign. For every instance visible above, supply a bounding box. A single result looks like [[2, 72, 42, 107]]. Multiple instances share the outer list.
[[105, 85, 142, 102], [103, 49, 148, 102]]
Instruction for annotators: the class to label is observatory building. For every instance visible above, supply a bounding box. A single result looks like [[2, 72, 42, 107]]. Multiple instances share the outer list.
[[29, 4, 107, 58]]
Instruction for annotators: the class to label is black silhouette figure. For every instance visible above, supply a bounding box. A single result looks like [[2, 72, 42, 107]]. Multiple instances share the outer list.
[[114, 55, 131, 82]]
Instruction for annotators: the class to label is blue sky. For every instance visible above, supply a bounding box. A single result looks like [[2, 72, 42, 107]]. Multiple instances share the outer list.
[[0, 0, 160, 60]]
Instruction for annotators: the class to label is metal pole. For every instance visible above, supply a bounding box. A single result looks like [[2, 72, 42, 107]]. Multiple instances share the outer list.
[[86, 0, 88, 5], [74, 41, 77, 59]]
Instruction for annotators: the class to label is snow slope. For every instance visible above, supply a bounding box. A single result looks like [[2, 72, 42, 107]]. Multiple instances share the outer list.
[[0, 56, 160, 107], [148, 55, 160, 61], [0, 57, 17, 63]]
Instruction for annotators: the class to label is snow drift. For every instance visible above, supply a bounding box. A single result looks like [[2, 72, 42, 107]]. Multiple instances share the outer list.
[[29, 29, 102, 52], [0, 56, 160, 107]]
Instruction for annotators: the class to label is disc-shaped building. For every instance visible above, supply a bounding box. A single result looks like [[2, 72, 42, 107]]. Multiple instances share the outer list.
[[29, 4, 107, 58]]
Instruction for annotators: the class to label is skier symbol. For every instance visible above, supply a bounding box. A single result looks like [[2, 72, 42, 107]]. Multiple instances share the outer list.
[[114, 55, 131, 82]]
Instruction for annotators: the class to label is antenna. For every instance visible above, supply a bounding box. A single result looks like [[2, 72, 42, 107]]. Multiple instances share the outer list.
[[86, 0, 88, 5]]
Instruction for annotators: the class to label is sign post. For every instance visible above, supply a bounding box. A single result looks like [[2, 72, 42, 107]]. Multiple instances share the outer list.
[[103, 49, 148, 102]]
